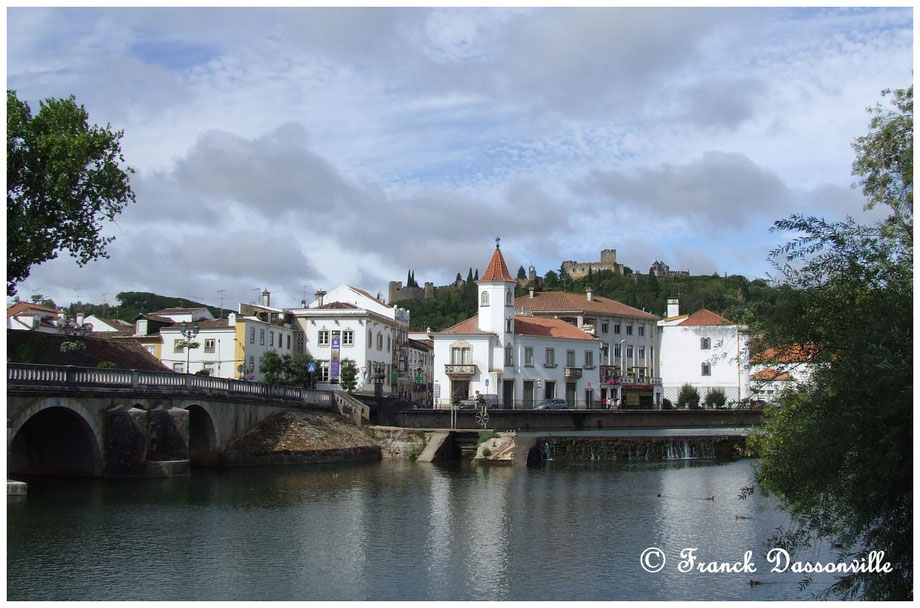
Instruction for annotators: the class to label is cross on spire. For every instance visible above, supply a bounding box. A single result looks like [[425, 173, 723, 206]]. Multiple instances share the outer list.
[[495, 236, 501, 250]]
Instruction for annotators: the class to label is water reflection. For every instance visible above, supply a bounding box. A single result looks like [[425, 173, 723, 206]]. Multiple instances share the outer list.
[[8, 459, 835, 601]]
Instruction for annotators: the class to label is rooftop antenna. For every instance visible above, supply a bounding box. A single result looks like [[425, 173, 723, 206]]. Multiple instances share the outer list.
[[217, 288, 226, 318], [251, 288, 260, 304]]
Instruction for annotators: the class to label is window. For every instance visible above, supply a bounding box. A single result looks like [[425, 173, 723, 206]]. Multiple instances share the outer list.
[[287, 335, 291, 350], [260, 329, 265, 345], [173, 339, 185, 354], [377, 333, 383, 350], [601, 322, 609, 334], [614, 323, 621, 335], [204, 339, 216, 353], [506, 318, 513, 332], [505, 290, 512, 305], [203, 362, 215, 374], [566, 350, 576, 368], [451, 347, 471, 364], [614, 344, 621, 358], [700, 337, 711, 350], [369, 330, 373, 345], [638, 346, 645, 360], [318, 330, 330, 346], [319, 361, 330, 382], [626, 345, 634, 359], [626, 324, 633, 336], [343, 330, 354, 346], [481, 291, 489, 306], [387, 336, 391, 352], [545, 348, 556, 367], [250, 327, 255, 344], [269, 331, 274, 347], [584, 350, 594, 368], [524, 347, 534, 366], [638, 324, 645, 337], [702, 362, 712, 376], [504, 344, 513, 366]]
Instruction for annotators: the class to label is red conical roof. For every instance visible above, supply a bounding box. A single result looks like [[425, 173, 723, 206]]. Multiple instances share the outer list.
[[479, 243, 515, 283]]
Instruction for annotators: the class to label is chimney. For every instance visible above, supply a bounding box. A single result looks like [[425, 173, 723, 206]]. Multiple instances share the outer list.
[[667, 298, 680, 318], [586, 287, 594, 302], [300, 300, 307, 308], [261, 289, 270, 307], [315, 290, 326, 307], [529, 288, 535, 298]]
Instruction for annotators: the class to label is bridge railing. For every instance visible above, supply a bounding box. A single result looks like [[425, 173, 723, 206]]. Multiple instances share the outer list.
[[7, 363, 332, 408]]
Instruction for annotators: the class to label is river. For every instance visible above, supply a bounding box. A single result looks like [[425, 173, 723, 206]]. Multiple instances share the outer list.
[[7, 458, 839, 601]]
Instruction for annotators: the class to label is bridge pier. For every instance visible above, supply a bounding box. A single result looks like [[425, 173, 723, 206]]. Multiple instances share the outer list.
[[103, 406, 190, 478]]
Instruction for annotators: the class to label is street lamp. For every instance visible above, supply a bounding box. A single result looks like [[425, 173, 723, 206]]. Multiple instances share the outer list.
[[178, 321, 200, 374]]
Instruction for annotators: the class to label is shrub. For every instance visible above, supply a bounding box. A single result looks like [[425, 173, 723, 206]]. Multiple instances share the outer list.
[[704, 388, 727, 408], [677, 383, 700, 409], [97, 361, 117, 369]]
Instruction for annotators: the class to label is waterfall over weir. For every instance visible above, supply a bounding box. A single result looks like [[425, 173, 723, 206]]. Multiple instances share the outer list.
[[526, 434, 739, 464]]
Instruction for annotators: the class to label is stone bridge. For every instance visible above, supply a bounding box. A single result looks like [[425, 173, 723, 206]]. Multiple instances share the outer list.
[[7, 364, 366, 478]]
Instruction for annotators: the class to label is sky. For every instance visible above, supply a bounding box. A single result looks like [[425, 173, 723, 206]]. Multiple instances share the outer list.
[[6, 5, 914, 313]]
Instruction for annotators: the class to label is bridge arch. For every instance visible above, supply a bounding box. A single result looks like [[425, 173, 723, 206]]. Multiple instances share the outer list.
[[185, 404, 219, 466], [9, 401, 103, 477]]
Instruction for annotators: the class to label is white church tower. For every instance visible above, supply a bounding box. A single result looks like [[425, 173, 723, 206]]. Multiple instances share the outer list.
[[477, 237, 516, 374]]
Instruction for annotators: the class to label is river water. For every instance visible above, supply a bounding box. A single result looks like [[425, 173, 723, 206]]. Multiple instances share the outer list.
[[7, 458, 839, 601]]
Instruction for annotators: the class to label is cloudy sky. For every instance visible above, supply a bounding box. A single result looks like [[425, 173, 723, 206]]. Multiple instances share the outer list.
[[6, 6, 913, 312]]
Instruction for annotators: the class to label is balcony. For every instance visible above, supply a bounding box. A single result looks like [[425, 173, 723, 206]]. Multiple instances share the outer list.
[[564, 367, 583, 379], [444, 364, 476, 378]]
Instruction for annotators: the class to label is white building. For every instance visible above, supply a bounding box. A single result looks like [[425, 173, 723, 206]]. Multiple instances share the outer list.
[[750, 344, 818, 404], [657, 298, 751, 406], [432, 243, 603, 409], [514, 288, 661, 408], [290, 285, 411, 396], [7, 302, 62, 333]]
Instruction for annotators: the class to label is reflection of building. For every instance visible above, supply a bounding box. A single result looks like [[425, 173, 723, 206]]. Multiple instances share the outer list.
[[292, 285, 410, 396], [514, 288, 661, 408], [749, 344, 818, 404], [433, 242, 602, 409], [408, 336, 433, 405], [562, 248, 625, 278], [649, 260, 689, 277], [657, 298, 751, 406]]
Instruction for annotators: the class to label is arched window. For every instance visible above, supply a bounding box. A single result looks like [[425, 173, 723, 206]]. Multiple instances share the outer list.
[[701, 362, 712, 376], [504, 344, 513, 366], [700, 337, 712, 350], [505, 290, 513, 305], [481, 291, 489, 306]]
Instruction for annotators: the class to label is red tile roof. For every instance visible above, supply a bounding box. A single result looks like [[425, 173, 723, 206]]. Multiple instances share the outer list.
[[515, 291, 658, 320], [7, 302, 59, 317], [751, 344, 818, 364], [514, 316, 595, 340], [479, 247, 515, 282], [751, 368, 794, 382], [677, 309, 732, 326], [437, 314, 595, 341], [437, 317, 493, 335]]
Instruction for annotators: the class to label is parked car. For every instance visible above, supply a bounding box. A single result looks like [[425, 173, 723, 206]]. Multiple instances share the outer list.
[[535, 398, 569, 410], [454, 394, 500, 409]]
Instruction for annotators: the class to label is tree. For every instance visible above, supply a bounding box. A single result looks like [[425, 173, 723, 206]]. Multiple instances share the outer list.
[[259, 351, 287, 385], [752, 86, 912, 600], [677, 383, 700, 409], [516, 265, 527, 280], [339, 358, 358, 392], [7, 91, 136, 295], [703, 387, 726, 408]]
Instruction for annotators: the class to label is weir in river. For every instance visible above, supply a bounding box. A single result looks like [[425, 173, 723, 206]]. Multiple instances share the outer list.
[[520, 428, 749, 465]]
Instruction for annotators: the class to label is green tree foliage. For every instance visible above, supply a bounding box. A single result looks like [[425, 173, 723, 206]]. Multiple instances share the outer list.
[[703, 387, 726, 408], [516, 265, 527, 280], [7, 90, 135, 295], [339, 358, 358, 392], [753, 86, 912, 600], [677, 383, 700, 409], [259, 351, 318, 388]]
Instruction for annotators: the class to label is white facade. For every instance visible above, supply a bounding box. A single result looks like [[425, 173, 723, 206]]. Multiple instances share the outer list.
[[291, 285, 411, 395], [432, 245, 603, 409], [657, 302, 751, 406], [749, 345, 818, 404]]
